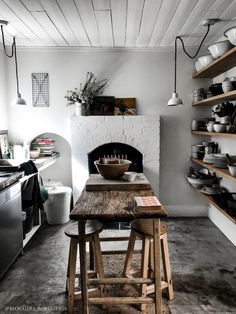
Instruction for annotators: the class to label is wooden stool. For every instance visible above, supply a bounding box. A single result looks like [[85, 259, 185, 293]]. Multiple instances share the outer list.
[[123, 220, 174, 311], [64, 220, 105, 313]]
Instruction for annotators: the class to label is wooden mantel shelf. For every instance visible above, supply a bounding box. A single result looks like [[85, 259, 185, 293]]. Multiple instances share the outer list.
[[192, 46, 236, 78], [192, 90, 236, 106], [191, 157, 236, 183], [192, 130, 236, 139]]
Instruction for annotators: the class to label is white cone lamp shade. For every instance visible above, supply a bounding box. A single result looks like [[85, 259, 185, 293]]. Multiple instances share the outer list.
[[11, 92, 27, 106], [167, 92, 183, 106]]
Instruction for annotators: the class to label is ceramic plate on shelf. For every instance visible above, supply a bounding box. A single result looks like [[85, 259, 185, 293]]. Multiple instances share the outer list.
[[199, 186, 222, 195], [203, 159, 214, 164]]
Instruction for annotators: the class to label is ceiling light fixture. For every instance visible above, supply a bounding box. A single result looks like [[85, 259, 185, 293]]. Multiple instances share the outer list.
[[0, 20, 27, 105], [167, 18, 220, 106]]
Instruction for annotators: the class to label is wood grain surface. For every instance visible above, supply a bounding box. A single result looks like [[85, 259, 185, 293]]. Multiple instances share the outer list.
[[86, 174, 151, 191], [70, 189, 166, 221]]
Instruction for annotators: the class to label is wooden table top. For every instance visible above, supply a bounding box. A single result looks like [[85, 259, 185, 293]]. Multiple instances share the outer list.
[[85, 174, 151, 191], [70, 179, 167, 221]]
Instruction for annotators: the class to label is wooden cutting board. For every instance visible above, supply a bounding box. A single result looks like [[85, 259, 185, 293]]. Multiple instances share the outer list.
[[86, 174, 151, 191]]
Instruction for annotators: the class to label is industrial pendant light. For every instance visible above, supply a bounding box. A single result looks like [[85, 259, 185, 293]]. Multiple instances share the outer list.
[[167, 37, 183, 106], [167, 19, 219, 106], [0, 20, 27, 105]]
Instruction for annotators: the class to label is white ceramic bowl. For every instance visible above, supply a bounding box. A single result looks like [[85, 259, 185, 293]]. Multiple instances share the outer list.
[[222, 81, 233, 93], [198, 54, 214, 68], [195, 60, 202, 72], [228, 164, 236, 176], [224, 26, 236, 46], [208, 40, 233, 58], [213, 123, 226, 133], [123, 171, 137, 182], [30, 150, 40, 159], [186, 176, 215, 188], [207, 123, 214, 132]]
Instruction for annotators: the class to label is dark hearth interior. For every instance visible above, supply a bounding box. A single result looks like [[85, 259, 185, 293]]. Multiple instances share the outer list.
[[88, 142, 143, 174]]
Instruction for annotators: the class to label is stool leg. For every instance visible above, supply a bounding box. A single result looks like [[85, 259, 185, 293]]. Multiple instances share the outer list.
[[66, 240, 73, 292], [161, 233, 174, 300], [89, 240, 95, 270], [67, 238, 78, 313], [140, 235, 151, 312], [93, 234, 105, 297], [123, 230, 136, 278]]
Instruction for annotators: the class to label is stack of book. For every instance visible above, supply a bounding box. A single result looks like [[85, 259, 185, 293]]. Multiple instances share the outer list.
[[31, 138, 55, 156]]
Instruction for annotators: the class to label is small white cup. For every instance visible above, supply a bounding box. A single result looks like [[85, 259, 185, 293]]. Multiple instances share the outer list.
[[123, 171, 137, 182]]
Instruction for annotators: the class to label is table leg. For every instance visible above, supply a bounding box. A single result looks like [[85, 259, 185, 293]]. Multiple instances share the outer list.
[[78, 220, 89, 314], [153, 218, 162, 314]]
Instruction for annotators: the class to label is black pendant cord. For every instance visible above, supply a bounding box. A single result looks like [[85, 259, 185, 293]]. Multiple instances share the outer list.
[[176, 24, 211, 59], [1, 25, 14, 58], [174, 37, 177, 93], [13, 37, 20, 95], [174, 24, 211, 93]]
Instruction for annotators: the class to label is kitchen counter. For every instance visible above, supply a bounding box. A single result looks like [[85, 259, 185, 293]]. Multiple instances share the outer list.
[[0, 172, 24, 191], [0, 153, 60, 191]]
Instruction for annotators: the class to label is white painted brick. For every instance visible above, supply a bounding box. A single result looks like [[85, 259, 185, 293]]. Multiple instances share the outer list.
[[142, 127, 160, 136], [142, 115, 160, 123], [71, 115, 160, 195], [123, 128, 142, 136], [144, 152, 160, 162]]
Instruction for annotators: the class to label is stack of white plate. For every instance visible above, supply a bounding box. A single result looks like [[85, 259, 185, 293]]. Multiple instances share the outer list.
[[203, 154, 215, 164], [214, 154, 228, 168]]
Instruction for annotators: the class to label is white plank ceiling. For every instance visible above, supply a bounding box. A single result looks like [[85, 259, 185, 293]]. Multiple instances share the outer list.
[[0, 0, 235, 48]]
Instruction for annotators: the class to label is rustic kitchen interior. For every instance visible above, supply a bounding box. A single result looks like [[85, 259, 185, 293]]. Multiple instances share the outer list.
[[0, 1, 236, 313]]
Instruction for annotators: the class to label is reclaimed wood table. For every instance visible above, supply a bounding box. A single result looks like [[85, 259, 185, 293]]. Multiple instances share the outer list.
[[70, 175, 167, 314]]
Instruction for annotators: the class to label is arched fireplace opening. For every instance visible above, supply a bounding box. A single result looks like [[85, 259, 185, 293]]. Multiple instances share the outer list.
[[88, 142, 143, 175]]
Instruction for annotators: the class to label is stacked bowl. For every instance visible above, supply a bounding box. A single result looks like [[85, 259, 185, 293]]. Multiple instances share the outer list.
[[208, 40, 233, 59], [214, 154, 228, 168], [224, 27, 236, 46]]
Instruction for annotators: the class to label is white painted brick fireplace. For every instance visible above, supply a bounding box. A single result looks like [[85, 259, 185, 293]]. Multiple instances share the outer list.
[[70, 115, 160, 202]]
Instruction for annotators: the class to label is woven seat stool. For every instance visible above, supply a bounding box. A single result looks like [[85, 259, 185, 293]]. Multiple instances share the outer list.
[[64, 220, 105, 313], [123, 220, 174, 312]]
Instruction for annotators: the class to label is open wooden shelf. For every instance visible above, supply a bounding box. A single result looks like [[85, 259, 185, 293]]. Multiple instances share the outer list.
[[192, 186, 236, 224], [192, 90, 236, 106], [191, 157, 236, 183], [192, 130, 236, 138], [192, 47, 236, 78]]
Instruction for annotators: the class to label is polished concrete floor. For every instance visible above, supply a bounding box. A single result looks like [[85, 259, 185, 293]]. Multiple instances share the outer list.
[[0, 217, 235, 314]]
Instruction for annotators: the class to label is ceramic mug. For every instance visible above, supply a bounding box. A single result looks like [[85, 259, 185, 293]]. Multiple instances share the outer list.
[[123, 171, 137, 182]]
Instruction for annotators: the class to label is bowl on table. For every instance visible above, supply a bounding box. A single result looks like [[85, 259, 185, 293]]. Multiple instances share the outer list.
[[208, 40, 233, 59], [94, 159, 131, 179], [224, 26, 236, 46]]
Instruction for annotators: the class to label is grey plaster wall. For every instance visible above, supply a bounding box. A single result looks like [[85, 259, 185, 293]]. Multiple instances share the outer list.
[[5, 48, 211, 215]]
